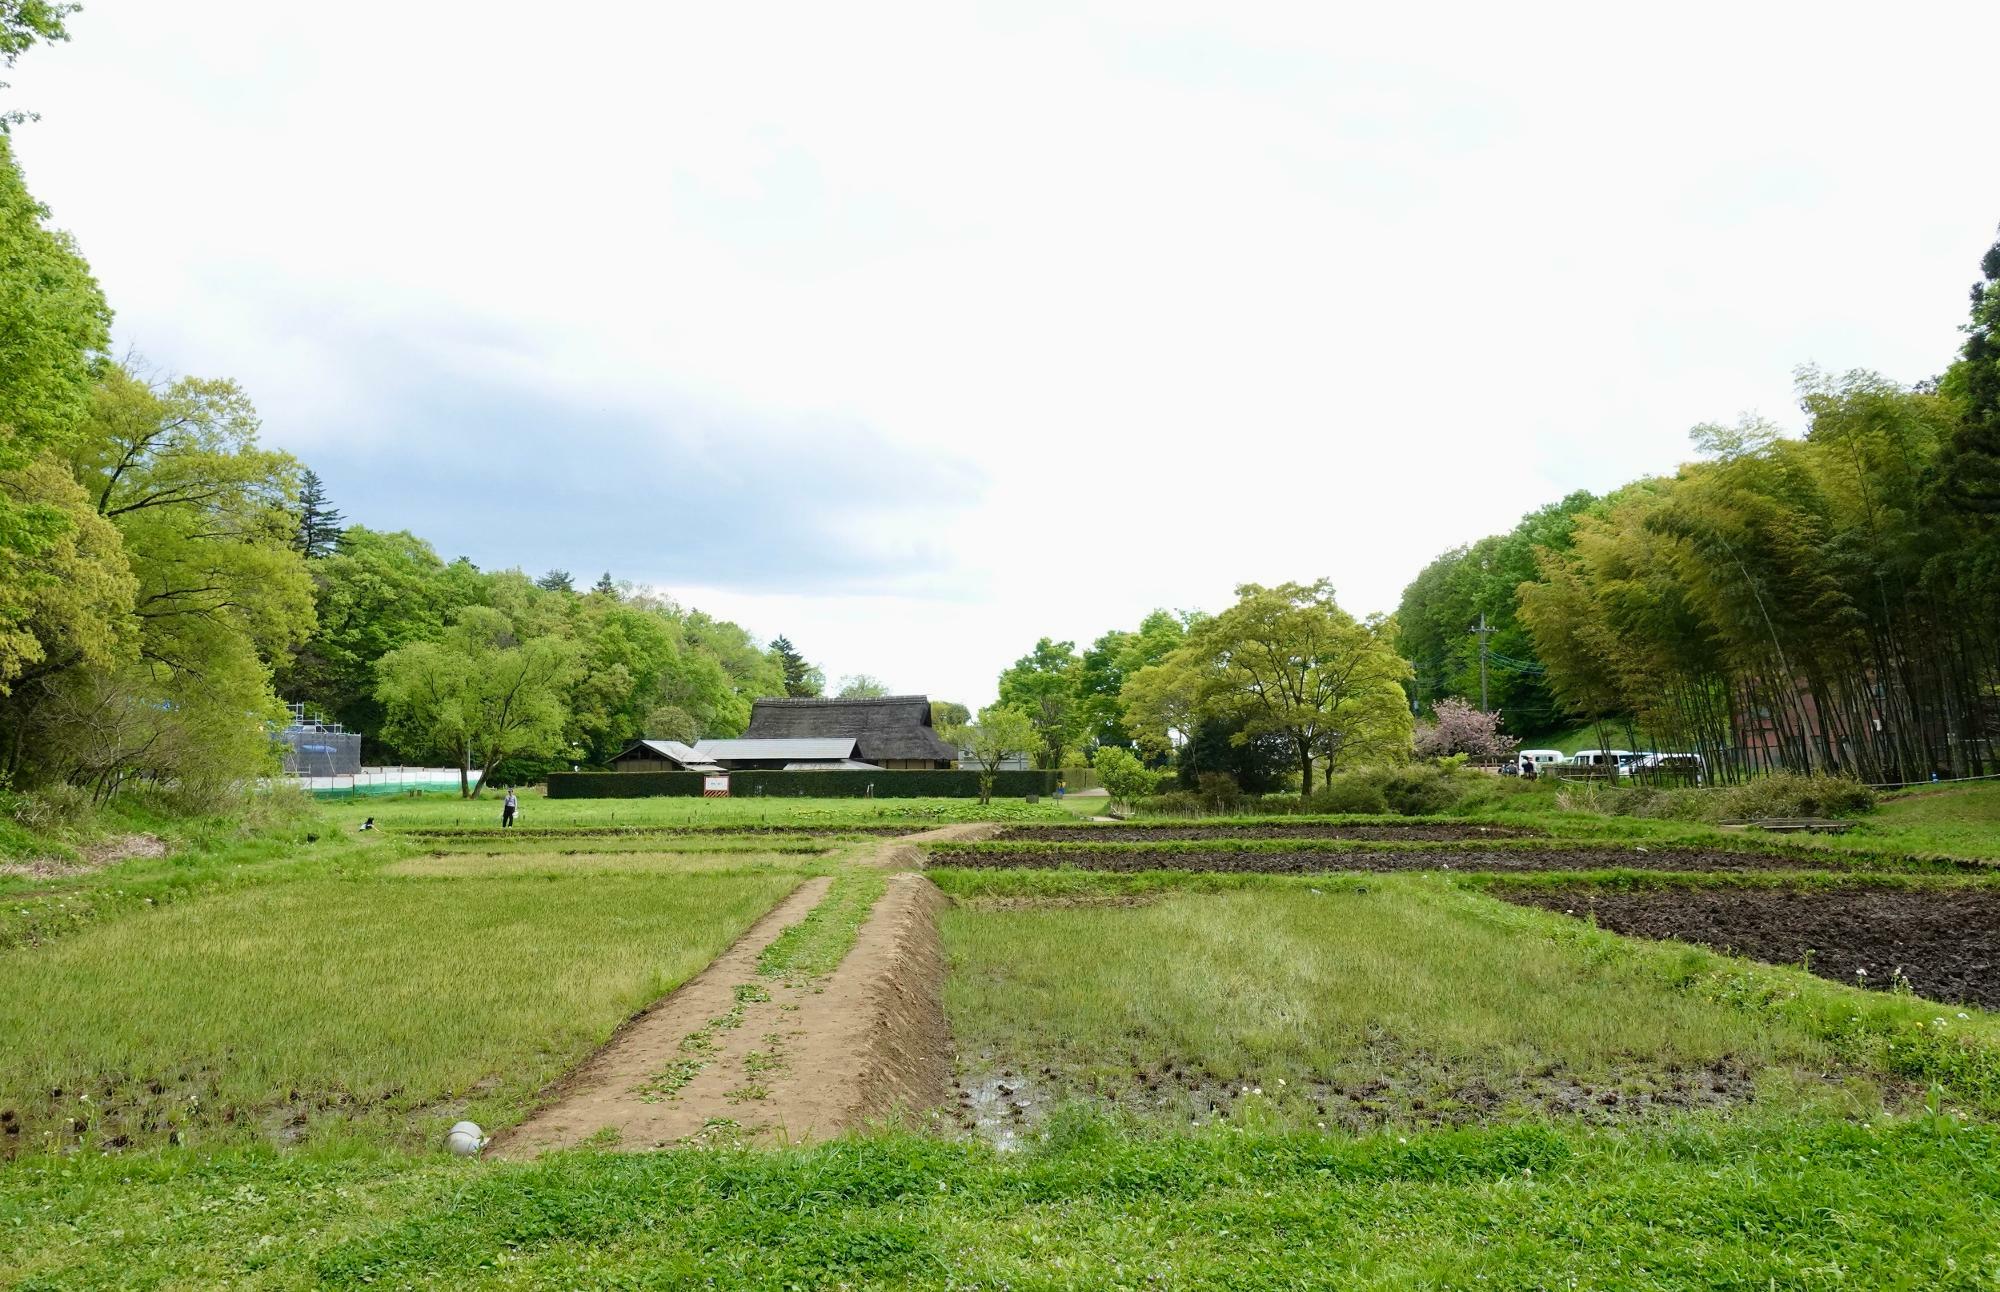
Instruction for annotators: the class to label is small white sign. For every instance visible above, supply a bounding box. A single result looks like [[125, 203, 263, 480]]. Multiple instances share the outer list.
[[703, 775, 730, 798]]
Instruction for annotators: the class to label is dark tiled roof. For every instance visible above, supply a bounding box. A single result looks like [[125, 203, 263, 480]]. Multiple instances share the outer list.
[[743, 695, 958, 763]]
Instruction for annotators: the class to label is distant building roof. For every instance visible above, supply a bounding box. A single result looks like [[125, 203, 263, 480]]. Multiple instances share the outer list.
[[610, 739, 725, 772], [693, 737, 860, 762], [782, 759, 885, 771], [743, 695, 958, 764]]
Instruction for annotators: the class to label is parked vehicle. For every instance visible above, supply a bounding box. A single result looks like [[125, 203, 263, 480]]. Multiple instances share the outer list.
[[1517, 749, 1565, 773], [1631, 752, 1706, 783], [1568, 749, 1634, 776]]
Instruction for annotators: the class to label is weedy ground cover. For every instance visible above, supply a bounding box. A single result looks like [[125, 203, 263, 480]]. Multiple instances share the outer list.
[[937, 870, 2000, 1134], [386, 846, 842, 878], [757, 871, 888, 981], [0, 869, 804, 1154], [5, 1120, 1998, 1289], [328, 794, 1075, 831]]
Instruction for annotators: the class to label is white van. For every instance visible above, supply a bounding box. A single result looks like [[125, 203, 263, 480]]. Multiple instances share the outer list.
[[1569, 749, 1634, 776], [1517, 749, 1565, 773]]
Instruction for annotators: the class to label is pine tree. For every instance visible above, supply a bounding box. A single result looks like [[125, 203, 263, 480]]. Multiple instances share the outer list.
[[592, 571, 616, 596], [294, 467, 345, 559], [769, 635, 824, 697], [536, 569, 575, 593]]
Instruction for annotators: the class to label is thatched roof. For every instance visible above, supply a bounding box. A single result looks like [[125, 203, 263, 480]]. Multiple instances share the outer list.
[[744, 695, 958, 764]]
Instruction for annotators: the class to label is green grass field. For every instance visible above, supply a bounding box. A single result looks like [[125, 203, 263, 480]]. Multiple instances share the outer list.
[[0, 868, 805, 1153], [385, 846, 844, 878], [2, 1120, 1995, 1289], [936, 872, 1997, 1133], [328, 793, 1076, 831], [3, 783, 2000, 1287]]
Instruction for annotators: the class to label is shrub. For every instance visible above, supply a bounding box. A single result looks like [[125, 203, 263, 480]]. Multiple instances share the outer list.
[[1132, 790, 1204, 817], [1306, 776, 1390, 815], [1555, 772, 1876, 822], [1377, 765, 1461, 816], [1092, 747, 1162, 808], [1712, 772, 1876, 820], [1194, 773, 1242, 813], [8, 783, 92, 833]]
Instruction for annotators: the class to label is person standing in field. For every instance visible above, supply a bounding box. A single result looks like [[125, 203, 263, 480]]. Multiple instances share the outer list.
[[502, 788, 519, 828]]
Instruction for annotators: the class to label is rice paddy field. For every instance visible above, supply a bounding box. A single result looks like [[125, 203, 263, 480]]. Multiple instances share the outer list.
[[4, 787, 2000, 1288]]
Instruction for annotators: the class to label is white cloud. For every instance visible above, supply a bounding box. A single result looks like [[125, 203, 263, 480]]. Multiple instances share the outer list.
[[8, 0, 1999, 707]]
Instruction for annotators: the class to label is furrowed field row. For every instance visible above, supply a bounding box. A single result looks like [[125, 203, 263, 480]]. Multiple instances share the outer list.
[[927, 842, 1987, 873]]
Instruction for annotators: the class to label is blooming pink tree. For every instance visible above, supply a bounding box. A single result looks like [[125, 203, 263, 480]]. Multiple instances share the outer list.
[[1412, 697, 1520, 759]]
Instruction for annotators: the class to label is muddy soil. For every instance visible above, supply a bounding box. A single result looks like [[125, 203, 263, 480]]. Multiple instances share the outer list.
[[952, 1053, 1776, 1149], [933, 844, 1844, 874], [1503, 884, 2000, 1010], [993, 823, 1543, 842]]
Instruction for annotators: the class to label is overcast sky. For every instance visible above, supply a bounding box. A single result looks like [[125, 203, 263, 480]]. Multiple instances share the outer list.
[[10, 2, 2000, 707]]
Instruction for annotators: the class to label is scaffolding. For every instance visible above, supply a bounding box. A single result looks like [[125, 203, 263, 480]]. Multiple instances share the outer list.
[[275, 701, 363, 776]]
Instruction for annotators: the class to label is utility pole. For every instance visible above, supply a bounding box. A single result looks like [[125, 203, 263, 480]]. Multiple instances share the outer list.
[[1470, 613, 1494, 713]]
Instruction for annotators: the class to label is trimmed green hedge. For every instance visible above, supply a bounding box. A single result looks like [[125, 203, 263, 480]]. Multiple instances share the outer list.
[[546, 769, 1061, 799]]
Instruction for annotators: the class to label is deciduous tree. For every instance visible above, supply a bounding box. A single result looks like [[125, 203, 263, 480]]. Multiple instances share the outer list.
[[942, 704, 1036, 805], [376, 607, 581, 797], [1189, 580, 1413, 791], [996, 638, 1084, 768]]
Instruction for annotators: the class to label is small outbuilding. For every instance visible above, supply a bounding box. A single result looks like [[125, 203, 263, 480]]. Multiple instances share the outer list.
[[608, 739, 725, 775]]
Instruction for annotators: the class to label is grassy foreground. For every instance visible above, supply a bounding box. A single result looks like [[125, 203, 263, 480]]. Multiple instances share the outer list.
[[5, 784, 1999, 1286], [4, 1119, 1996, 1289], [1, 870, 803, 1153]]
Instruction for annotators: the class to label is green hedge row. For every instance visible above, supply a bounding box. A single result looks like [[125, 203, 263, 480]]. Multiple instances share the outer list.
[[545, 769, 1062, 799]]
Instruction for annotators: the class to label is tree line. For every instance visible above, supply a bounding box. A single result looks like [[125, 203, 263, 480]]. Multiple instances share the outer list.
[[275, 529, 819, 794], [1399, 225, 2000, 784], [970, 581, 1413, 796]]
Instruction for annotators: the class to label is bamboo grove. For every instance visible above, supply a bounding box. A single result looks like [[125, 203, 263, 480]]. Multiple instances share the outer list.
[[1401, 226, 2000, 785]]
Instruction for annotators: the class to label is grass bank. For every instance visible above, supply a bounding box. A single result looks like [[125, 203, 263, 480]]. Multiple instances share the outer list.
[[3, 1119, 1995, 1289]]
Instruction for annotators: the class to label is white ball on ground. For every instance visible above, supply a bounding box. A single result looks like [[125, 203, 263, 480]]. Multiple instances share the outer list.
[[445, 1120, 486, 1156]]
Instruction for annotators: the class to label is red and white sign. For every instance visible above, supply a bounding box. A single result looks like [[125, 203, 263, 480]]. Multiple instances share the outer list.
[[702, 775, 730, 798]]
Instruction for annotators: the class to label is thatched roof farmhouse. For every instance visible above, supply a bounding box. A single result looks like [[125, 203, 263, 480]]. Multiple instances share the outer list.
[[608, 695, 958, 772], [740, 695, 958, 769]]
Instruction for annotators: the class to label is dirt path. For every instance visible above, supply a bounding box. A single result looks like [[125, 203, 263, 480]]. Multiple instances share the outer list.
[[856, 821, 999, 869], [737, 871, 951, 1140], [494, 833, 960, 1155], [491, 875, 834, 1156]]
